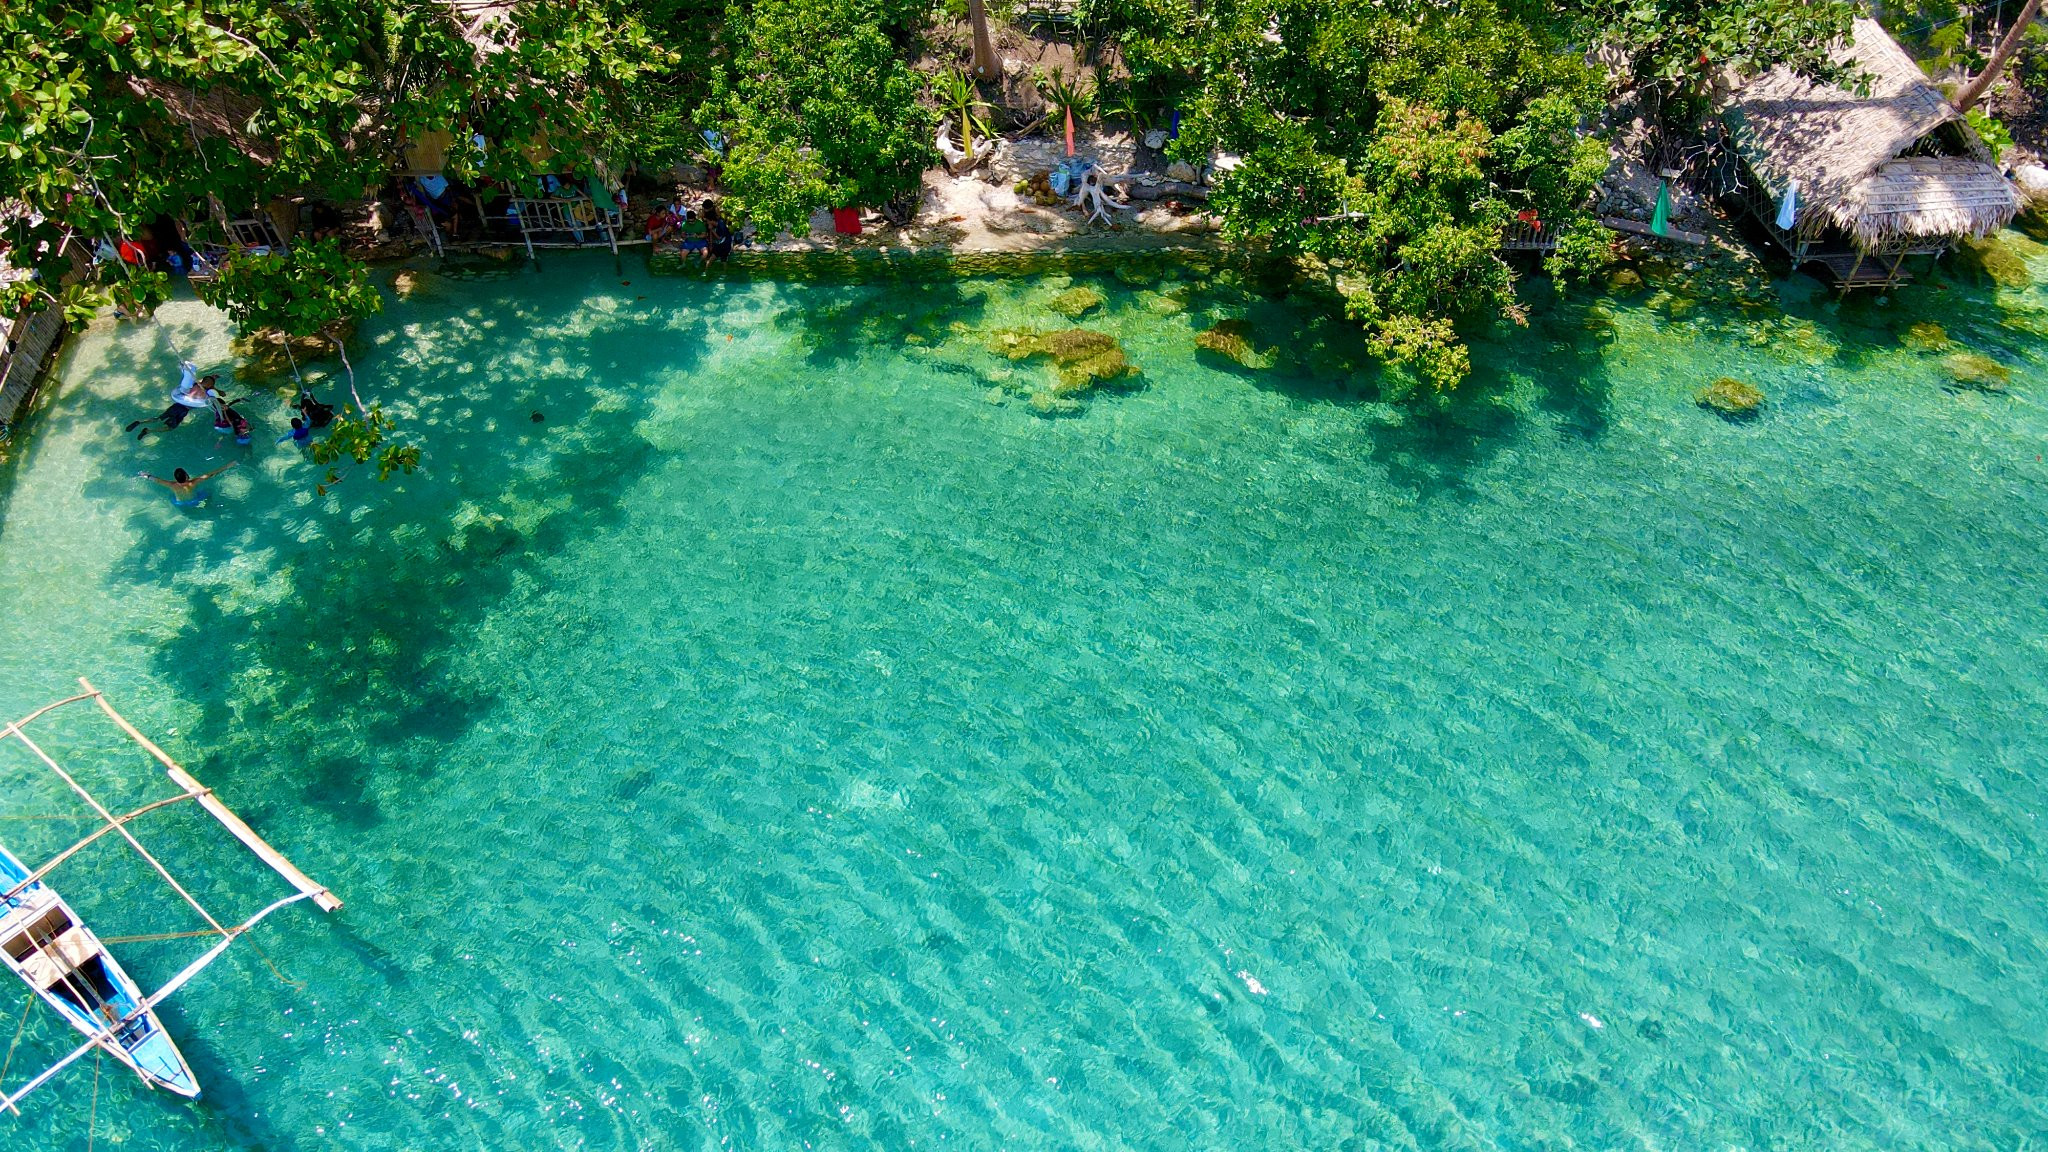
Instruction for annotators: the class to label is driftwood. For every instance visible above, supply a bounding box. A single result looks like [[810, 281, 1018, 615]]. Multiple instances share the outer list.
[[937, 122, 996, 177], [1603, 216, 1710, 246], [1118, 180, 1209, 203]]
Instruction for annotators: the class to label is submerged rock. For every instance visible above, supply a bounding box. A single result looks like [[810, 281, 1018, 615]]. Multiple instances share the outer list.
[[1194, 319, 1273, 370], [1607, 268, 1644, 295], [1112, 263, 1160, 287], [1639, 259, 1680, 287], [1028, 390, 1083, 416], [1695, 376, 1765, 419], [1944, 352, 2011, 391], [1900, 321, 1950, 352], [231, 324, 353, 382], [443, 511, 522, 559], [2016, 204, 2048, 243], [1955, 236, 2033, 289], [988, 327, 1138, 407], [1050, 286, 1105, 318]]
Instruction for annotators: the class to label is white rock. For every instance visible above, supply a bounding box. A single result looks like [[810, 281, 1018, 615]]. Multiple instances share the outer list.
[[2013, 164, 2048, 198], [1165, 160, 1198, 183]]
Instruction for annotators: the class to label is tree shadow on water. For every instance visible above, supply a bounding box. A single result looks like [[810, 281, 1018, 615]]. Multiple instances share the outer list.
[[770, 272, 991, 369], [63, 269, 712, 829], [1516, 289, 1619, 443], [1174, 269, 1619, 498]]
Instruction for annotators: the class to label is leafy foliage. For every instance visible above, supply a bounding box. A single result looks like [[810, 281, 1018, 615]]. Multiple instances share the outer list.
[[1035, 67, 1097, 129], [313, 404, 422, 491], [0, 0, 679, 321], [708, 0, 937, 233], [933, 67, 996, 153], [1162, 0, 1609, 390], [1966, 107, 2015, 160], [1574, 0, 1861, 126], [194, 240, 418, 487], [1087, 0, 1856, 391], [1097, 81, 1157, 135], [0, 0, 376, 318], [194, 240, 381, 340], [1, 0, 1879, 408]]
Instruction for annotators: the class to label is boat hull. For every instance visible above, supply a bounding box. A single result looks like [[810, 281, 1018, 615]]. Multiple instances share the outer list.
[[0, 845, 200, 1098]]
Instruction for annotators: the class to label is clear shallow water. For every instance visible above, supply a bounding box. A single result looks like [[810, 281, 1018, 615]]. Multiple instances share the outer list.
[[0, 247, 2044, 1149]]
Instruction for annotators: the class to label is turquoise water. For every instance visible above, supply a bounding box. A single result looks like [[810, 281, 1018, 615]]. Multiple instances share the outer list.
[[0, 247, 2045, 1150]]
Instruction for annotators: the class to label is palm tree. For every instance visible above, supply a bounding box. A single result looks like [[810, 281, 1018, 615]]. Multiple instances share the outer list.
[[969, 0, 1000, 81], [1955, 0, 2043, 113]]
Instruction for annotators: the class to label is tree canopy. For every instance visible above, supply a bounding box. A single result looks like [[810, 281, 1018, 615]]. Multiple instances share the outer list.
[[1133, 0, 1612, 390], [706, 0, 936, 234], [0, 0, 1869, 399], [0, 0, 675, 319], [1088, 0, 1860, 390]]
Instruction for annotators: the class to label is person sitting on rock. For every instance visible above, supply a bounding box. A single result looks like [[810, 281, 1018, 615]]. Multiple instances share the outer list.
[[646, 204, 679, 243]]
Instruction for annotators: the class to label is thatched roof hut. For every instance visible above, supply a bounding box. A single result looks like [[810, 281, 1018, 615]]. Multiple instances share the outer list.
[[1722, 17, 2019, 259]]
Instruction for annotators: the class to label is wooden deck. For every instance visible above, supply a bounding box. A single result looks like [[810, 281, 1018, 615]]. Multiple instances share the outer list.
[[1801, 250, 1912, 289]]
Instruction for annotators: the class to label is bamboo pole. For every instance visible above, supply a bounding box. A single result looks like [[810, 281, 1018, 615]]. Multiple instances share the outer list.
[[0, 725, 228, 939], [0, 792, 209, 909], [80, 680, 340, 913], [1, 692, 98, 733]]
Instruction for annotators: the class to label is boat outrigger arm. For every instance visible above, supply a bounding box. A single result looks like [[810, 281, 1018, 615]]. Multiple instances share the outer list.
[[0, 678, 340, 1113], [0, 890, 316, 1114]]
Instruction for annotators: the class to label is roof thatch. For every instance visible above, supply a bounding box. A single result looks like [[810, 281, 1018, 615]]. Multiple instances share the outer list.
[[125, 78, 277, 166], [1723, 17, 2019, 245]]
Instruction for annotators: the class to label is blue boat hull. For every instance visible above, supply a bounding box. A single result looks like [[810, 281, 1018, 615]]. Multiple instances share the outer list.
[[0, 844, 200, 1098]]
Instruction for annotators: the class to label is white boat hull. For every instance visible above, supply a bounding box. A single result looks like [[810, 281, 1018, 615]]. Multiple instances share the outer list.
[[0, 845, 199, 1098]]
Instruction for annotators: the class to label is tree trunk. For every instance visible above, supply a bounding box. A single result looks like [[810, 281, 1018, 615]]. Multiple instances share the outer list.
[[1955, 0, 2044, 113], [968, 0, 999, 81]]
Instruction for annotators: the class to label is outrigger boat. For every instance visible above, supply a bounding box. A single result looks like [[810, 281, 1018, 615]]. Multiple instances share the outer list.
[[0, 845, 198, 1097], [0, 678, 338, 1114]]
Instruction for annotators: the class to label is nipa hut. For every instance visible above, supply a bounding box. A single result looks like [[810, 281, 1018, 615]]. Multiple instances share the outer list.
[[125, 79, 297, 252], [1721, 17, 2021, 288]]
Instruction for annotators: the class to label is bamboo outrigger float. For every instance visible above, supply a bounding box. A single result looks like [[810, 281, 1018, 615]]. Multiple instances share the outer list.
[[0, 678, 338, 1114]]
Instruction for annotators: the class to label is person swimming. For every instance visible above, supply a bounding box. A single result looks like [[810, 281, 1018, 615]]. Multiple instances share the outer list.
[[129, 362, 223, 439], [278, 418, 311, 446], [172, 361, 216, 409], [224, 406, 253, 445], [139, 462, 237, 506], [297, 392, 337, 429]]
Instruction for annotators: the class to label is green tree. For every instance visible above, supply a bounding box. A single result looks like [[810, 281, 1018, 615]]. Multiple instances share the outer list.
[[1, 0, 681, 489], [1168, 0, 1610, 391], [196, 240, 420, 486], [707, 0, 936, 234], [1573, 0, 1860, 127], [0, 0, 681, 317], [0, 0, 388, 319], [1084, 0, 1855, 392]]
